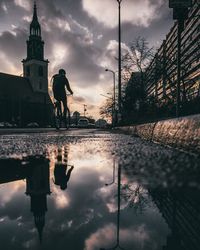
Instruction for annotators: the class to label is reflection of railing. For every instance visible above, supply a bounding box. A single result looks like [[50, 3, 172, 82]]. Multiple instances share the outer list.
[[150, 188, 200, 250]]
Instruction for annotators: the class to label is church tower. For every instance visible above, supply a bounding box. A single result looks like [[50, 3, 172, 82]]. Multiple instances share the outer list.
[[22, 2, 49, 93], [26, 157, 51, 244]]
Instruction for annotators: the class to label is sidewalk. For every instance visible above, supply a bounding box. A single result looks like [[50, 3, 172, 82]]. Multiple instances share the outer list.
[[116, 114, 200, 153], [0, 128, 56, 135]]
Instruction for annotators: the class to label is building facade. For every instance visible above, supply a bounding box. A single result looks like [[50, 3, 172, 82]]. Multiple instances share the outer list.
[[0, 2, 53, 127], [145, 0, 200, 106]]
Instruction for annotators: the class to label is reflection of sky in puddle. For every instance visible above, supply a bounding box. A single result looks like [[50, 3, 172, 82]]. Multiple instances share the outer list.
[[0, 141, 170, 250]]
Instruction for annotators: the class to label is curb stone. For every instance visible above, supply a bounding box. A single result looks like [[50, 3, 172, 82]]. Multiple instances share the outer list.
[[116, 114, 200, 153]]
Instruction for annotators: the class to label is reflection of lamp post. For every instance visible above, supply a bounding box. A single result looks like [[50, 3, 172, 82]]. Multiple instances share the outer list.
[[105, 69, 116, 127], [105, 158, 116, 186], [100, 162, 126, 250], [117, 0, 122, 122]]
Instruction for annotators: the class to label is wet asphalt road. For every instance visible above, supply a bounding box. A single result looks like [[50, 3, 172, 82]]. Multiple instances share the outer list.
[[0, 128, 199, 189], [0, 128, 200, 250]]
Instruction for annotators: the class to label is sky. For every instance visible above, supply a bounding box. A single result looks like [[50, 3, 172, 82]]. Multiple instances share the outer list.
[[0, 0, 174, 119]]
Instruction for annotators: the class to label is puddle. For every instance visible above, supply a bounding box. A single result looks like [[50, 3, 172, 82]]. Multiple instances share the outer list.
[[0, 136, 200, 250]]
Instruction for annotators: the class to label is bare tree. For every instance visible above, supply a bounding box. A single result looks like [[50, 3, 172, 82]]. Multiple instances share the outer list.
[[121, 183, 150, 214], [122, 36, 155, 87], [100, 98, 114, 119]]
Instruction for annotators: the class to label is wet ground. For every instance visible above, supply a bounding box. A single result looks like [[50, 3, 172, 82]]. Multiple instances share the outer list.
[[0, 129, 200, 250]]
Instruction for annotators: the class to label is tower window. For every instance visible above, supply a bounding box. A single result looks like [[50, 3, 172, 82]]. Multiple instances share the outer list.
[[38, 66, 43, 76], [26, 66, 30, 76], [39, 81, 42, 90]]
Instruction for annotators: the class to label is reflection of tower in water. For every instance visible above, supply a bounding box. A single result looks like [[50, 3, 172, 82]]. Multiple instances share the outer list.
[[26, 157, 51, 243]]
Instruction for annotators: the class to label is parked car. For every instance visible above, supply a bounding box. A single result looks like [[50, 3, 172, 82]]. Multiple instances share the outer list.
[[26, 122, 39, 128], [88, 123, 95, 128], [0, 122, 13, 128], [70, 123, 77, 128], [0, 122, 5, 128], [95, 119, 108, 128], [77, 118, 89, 128]]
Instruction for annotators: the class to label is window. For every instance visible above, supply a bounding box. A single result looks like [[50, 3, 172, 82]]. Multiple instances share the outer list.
[[38, 66, 43, 76], [26, 66, 30, 76], [39, 81, 42, 90]]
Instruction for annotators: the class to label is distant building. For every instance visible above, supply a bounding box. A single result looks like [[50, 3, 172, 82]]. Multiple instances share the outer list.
[[0, 2, 53, 127], [145, 0, 200, 103]]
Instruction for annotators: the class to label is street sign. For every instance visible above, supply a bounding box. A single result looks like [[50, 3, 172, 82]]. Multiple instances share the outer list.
[[169, 0, 192, 8]]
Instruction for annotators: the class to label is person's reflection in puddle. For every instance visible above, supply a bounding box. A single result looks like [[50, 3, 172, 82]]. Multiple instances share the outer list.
[[53, 146, 74, 190]]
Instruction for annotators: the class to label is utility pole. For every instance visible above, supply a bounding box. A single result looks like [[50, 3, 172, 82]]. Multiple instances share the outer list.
[[83, 104, 87, 117], [117, 0, 122, 122]]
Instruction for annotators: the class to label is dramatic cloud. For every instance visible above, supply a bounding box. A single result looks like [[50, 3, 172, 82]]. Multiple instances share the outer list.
[[0, 0, 173, 118], [82, 0, 163, 28], [14, 0, 31, 11], [0, 27, 27, 75], [1, 2, 8, 13]]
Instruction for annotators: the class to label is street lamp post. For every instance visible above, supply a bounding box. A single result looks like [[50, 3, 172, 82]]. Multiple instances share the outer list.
[[117, 0, 122, 121], [105, 69, 116, 126]]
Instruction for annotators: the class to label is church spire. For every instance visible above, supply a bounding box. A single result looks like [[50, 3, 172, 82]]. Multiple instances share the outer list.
[[25, 1, 44, 61], [30, 1, 41, 37], [33, 1, 38, 21]]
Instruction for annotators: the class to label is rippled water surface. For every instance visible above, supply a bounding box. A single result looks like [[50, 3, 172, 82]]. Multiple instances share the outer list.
[[0, 131, 200, 250]]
